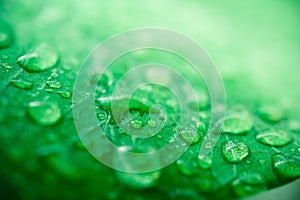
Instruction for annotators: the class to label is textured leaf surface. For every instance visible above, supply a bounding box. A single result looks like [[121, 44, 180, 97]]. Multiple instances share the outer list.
[[1, 0, 300, 200]]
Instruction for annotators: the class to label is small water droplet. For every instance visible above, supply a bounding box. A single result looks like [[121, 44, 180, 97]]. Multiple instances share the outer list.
[[147, 119, 157, 127], [256, 129, 292, 147], [272, 154, 300, 179], [17, 43, 58, 72], [223, 113, 253, 134], [1, 54, 9, 60], [297, 147, 300, 153], [46, 80, 62, 89], [197, 155, 212, 169], [45, 88, 54, 93], [180, 130, 200, 144], [115, 171, 160, 189], [1, 63, 13, 69], [0, 30, 13, 49], [259, 159, 266, 164], [27, 97, 61, 125], [258, 106, 284, 123], [57, 90, 72, 99], [176, 157, 199, 176], [10, 79, 33, 90], [97, 110, 107, 122], [231, 172, 267, 197], [288, 120, 300, 132], [222, 139, 250, 163], [130, 119, 143, 129]]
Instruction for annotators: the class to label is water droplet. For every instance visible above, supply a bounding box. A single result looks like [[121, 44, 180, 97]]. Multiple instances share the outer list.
[[130, 119, 143, 129], [180, 130, 200, 144], [197, 155, 212, 169], [222, 139, 250, 163], [231, 172, 267, 197], [147, 119, 157, 127], [46, 80, 62, 89], [0, 30, 13, 49], [223, 113, 253, 134], [256, 129, 292, 147], [298, 147, 300, 153], [17, 43, 58, 72], [97, 110, 107, 121], [272, 154, 300, 179], [57, 90, 72, 99], [259, 159, 266, 164], [258, 106, 284, 123], [116, 171, 160, 189], [1, 63, 13, 69], [27, 97, 61, 125], [176, 157, 199, 176], [10, 79, 33, 90], [288, 120, 300, 132], [1, 54, 9, 60]]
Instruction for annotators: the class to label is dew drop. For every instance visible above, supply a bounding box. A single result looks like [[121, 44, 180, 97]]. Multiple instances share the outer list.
[[57, 90, 72, 99], [272, 154, 300, 179], [130, 119, 143, 129], [259, 159, 266, 164], [46, 80, 62, 89], [288, 120, 300, 132], [147, 119, 157, 127], [115, 171, 160, 189], [223, 113, 253, 134], [27, 97, 61, 125], [0, 30, 13, 49], [256, 129, 292, 147], [180, 130, 200, 144], [17, 43, 58, 72], [10, 79, 33, 90], [176, 157, 199, 176], [1, 54, 9, 60], [197, 155, 212, 169], [1, 63, 13, 69], [258, 106, 284, 123], [222, 139, 250, 163], [231, 172, 267, 197], [97, 110, 107, 122]]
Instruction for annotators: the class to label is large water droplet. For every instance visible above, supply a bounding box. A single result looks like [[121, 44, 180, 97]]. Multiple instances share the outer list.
[[222, 139, 250, 163], [115, 171, 160, 189], [256, 129, 292, 147], [231, 172, 267, 197], [17, 43, 58, 72], [27, 97, 61, 125], [223, 113, 253, 134], [10, 79, 33, 90], [272, 154, 300, 179]]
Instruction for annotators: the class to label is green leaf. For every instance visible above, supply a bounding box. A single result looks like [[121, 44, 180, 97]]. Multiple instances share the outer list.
[[1, 1, 300, 200]]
